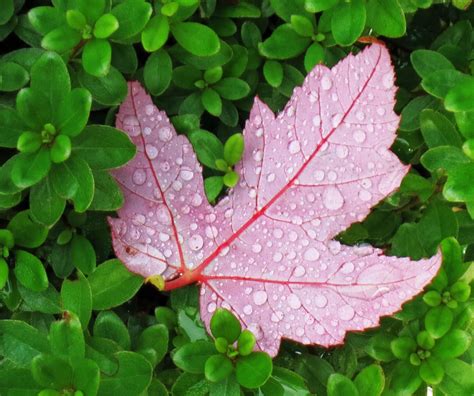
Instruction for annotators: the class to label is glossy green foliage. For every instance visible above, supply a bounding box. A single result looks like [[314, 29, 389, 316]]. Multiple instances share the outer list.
[[0, 1, 473, 396]]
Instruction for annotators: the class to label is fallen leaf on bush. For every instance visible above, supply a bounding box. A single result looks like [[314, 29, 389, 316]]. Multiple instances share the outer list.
[[109, 44, 441, 356]]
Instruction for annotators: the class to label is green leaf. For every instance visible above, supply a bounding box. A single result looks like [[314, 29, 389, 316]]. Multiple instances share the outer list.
[[445, 76, 474, 112], [331, 0, 366, 46], [89, 170, 124, 211], [420, 109, 463, 148], [0, 368, 41, 395], [88, 259, 143, 310], [444, 163, 474, 202], [111, 43, 138, 74], [214, 78, 250, 100], [210, 308, 241, 343], [432, 329, 471, 359], [11, 148, 51, 189], [419, 357, 444, 385], [55, 88, 92, 137], [237, 330, 256, 356], [16, 88, 51, 129], [421, 146, 469, 173], [111, 0, 152, 41], [399, 95, 438, 132], [28, 6, 64, 35], [0, 61, 29, 92], [290, 15, 314, 37], [455, 110, 474, 138], [205, 355, 233, 383], [61, 273, 92, 328], [438, 359, 474, 396], [94, 311, 131, 349], [173, 340, 216, 374], [136, 324, 169, 367], [202, 88, 222, 116], [354, 365, 384, 396], [209, 374, 240, 396], [17, 283, 62, 314], [82, 39, 112, 77], [7, 210, 48, 248], [78, 66, 127, 106], [188, 129, 224, 170], [14, 250, 48, 292], [141, 14, 169, 52], [259, 24, 311, 60], [223, 134, 244, 166], [0, 320, 50, 367], [390, 361, 422, 394], [411, 50, 454, 79], [425, 306, 453, 338], [75, 0, 106, 24], [171, 22, 220, 56], [70, 234, 96, 274], [391, 223, 425, 260], [72, 125, 136, 170], [172, 373, 210, 396], [0, 105, 24, 148], [400, 173, 434, 201], [205, 176, 224, 202], [32, 354, 73, 389], [421, 69, 467, 99], [41, 26, 81, 52], [50, 135, 72, 164], [264, 60, 284, 88], [327, 373, 359, 396], [63, 155, 94, 213], [0, 258, 8, 289], [66, 9, 87, 31], [144, 49, 172, 96], [71, 358, 100, 396], [390, 336, 417, 360], [367, 0, 405, 37], [366, 333, 396, 362], [94, 13, 119, 39], [50, 312, 85, 361], [236, 352, 273, 389]]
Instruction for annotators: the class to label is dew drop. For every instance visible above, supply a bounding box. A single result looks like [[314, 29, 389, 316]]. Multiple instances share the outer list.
[[180, 169, 194, 181], [294, 266, 306, 277], [315, 295, 328, 308], [336, 146, 348, 159], [304, 247, 320, 262], [321, 75, 332, 90], [188, 234, 204, 251], [353, 130, 366, 143], [288, 140, 301, 154], [207, 302, 216, 313], [253, 150, 263, 161], [146, 144, 158, 159], [160, 161, 170, 172], [158, 127, 172, 142], [382, 72, 393, 89], [341, 262, 354, 274], [267, 173, 276, 182], [322, 186, 344, 210], [191, 193, 203, 207], [358, 190, 372, 202], [288, 293, 302, 309], [314, 170, 325, 181], [315, 324, 325, 335], [132, 169, 147, 185], [377, 107, 386, 116], [253, 291, 268, 306], [356, 111, 365, 121], [273, 252, 283, 262], [243, 305, 253, 315], [313, 115, 321, 126], [338, 305, 355, 321], [252, 243, 262, 253], [331, 113, 343, 127], [145, 104, 154, 115]]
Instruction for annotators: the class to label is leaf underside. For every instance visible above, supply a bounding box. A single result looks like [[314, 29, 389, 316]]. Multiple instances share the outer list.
[[110, 44, 441, 357]]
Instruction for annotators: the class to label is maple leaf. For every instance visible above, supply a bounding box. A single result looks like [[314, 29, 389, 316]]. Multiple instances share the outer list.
[[109, 44, 441, 357]]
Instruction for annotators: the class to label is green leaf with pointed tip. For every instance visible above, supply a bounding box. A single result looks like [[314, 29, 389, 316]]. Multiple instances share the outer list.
[[82, 39, 112, 77], [11, 148, 51, 189], [110, 0, 153, 41], [0, 105, 24, 148], [7, 210, 48, 248], [61, 272, 92, 328], [445, 77, 474, 112], [210, 308, 241, 343], [202, 89, 222, 116], [144, 49, 172, 96], [0, 61, 29, 92], [171, 22, 220, 56], [141, 14, 169, 52], [367, 0, 405, 38], [30, 175, 66, 226], [188, 129, 224, 170], [354, 365, 384, 396], [411, 50, 454, 79], [14, 250, 48, 292], [41, 26, 81, 52], [332, 0, 366, 46], [173, 340, 216, 374], [444, 163, 474, 202], [88, 259, 143, 310], [55, 88, 92, 137], [259, 24, 310, 60], [425, 306, 453, 338]]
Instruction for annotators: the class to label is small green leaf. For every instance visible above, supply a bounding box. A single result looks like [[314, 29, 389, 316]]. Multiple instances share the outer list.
[[411, 50, 454, 79], [173, 340, 216, 374], [425, 306, 453, 338], [136, 324, 169, 367], [82, 39, 112, 77], [223, 171, 239, 188], [55, 88, 92, 137], [224, 134, 244, 166], [41, 26, 81, 53], [28, 6, 64, 35], [188, 129, 224, 170], [66, 10, 87, 31], [290, 15, 314, 37], [205, 176, 224, 202], [14, 250, 48, 292], [30, 176, 66, 226], [0, 105, 24, 148], [94, 14, 119, 39], [210, 308, 241, 343], [445, 77, 474, 112], [0, 61, 29, 92], [264, 60, 284, 88], [141, 15, 169, 52], [50, 135, 72, 164], [111, 0, 152, 41], [259, 24, 310, 60], [0, 258, 8, 289], [61, 272, 92, 328], [444, 163, 474, 202], [214, 78, 250, 100], [238, 330, 256, 356], [419, 357, 444, 385], [78, 66, 127, 106], [390, 336, 417, 360], [331, 0, 366, 46], [327, 373, 359, 396], [236, 352, 273, 389], [367, 0, 405, 38], [50, 312, 85, 361], [172, 22, 220, 56], [7, 210, 48, 248], [11, 148, 51, 189], [94, 311, 131, 349], [144, 49, 172, 96], [420, 109, 462, 148], [354, 364, 384, 396], [202, 88, 222, 116], [432, 329, 471, 359], [32, 354, 73, 389], [88, 259, 143, 310], [17, 131, 41, 153], [205, 355, 233, 383]]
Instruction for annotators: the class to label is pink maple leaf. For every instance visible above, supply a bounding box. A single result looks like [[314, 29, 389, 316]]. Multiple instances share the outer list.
[[109, 44, 441, 357]]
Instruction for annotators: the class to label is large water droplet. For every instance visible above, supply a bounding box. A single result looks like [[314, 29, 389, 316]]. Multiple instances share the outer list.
[[273, 252, 283, 262], [252, 243, 262, 253], [353, 130, 366, 143], [145, 104, 154, 116], [288, 141, 301, 154], [207, 302, 217, 313], [304, 247, 320, 262], [322, 186, 344, 210], [189, 234, 204, 251], [158, 127, 172, 142], [146, 144, 158, 159], [288, 293, 302, 309], [336, 146, 348, 159], [338, 305, 355, 321], [358, 190, 372, 202], [294, 266, 306, 277], [243, 304, 253, 315], [191, 193, 203, 207], [331, 113, 343, 128], [253, 290, 268, 306], [132, 169, 147, 185], [341, 262, 354, 274], [315, 295, 328, 308], [382, 72, 393, 89], [180, 169, 194, 181], [321, 76, 332, 90]]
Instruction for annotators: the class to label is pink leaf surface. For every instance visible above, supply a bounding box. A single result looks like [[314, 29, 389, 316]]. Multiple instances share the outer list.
[[109, 44, 441, 356]]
